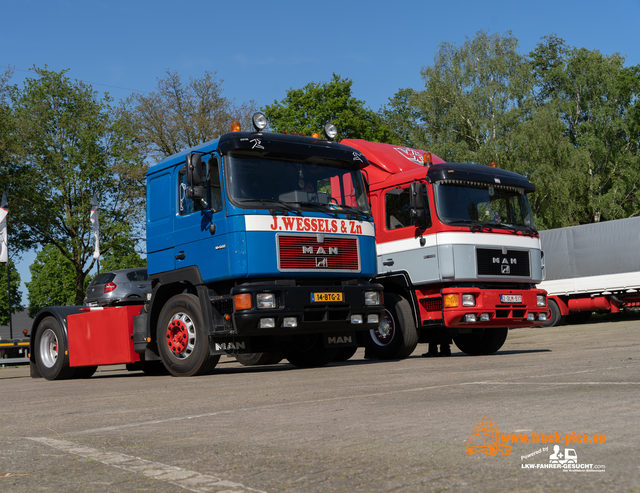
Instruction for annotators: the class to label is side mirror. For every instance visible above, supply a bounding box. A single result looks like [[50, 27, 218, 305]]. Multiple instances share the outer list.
[[409, 181, 425, 220], [186, 154, 204, 200], [186, 154, 202, 186]]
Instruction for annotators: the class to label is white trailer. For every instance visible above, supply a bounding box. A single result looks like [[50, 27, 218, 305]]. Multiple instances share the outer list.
[[538, 217, 640, 326]]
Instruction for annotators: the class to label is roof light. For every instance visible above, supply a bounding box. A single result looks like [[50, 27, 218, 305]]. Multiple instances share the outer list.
[[230, 121, 241, 132], [489, 162, 498, 168], [324, 122, 338, 140], [424, 152, 433, 166], [252, 112, 268, 131]]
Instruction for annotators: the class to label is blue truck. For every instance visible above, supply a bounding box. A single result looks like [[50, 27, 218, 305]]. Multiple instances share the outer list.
[[28, 113, 384, 379]]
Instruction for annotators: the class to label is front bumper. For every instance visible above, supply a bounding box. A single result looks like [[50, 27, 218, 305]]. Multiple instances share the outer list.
[[230, 280, 384, 336], [441, 287, 548, 328]]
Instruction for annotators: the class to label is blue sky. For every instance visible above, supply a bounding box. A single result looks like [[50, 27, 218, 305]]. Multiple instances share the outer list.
[[3, 0, 640, 305]]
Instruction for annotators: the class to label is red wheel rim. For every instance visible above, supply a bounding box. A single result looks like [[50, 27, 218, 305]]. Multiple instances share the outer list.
[[370, 309, 395, 346], [166, 319, 189, 354]]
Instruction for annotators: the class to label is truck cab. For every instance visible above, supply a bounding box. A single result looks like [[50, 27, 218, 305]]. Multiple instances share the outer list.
[[139, 117, 383, 374], [341, 140, 548, 359]]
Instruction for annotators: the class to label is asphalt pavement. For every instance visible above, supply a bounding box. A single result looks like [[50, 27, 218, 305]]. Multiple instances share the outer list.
[[0, 317, 638, 492]]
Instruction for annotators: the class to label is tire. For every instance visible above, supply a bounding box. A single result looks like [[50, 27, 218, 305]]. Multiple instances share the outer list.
[[75, 366, 98, 379], [34, 316, 77, 380], [283, 334, 338, 368], [235, 352, 284, 366], [362, 293, 418, 360], [332, 346, 358, 362], [453, 327, 508, 356], [542, 299, 564, 327], [157, 294, 220, 377]]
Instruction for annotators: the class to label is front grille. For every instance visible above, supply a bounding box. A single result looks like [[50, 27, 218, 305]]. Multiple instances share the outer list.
[[278, 235, 360, 272], [477, 248, 530, 277]]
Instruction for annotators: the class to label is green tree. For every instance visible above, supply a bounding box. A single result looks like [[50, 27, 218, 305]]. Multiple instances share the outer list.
[[26, 245, 78, 316], [130, 70, 258, 161], [529, 36, 640, 224], [399, 30, 531, 164], [0, 259, 23, 325], [7, 67, 146, 305], [96, 233, 146, 274], [263, 74, 392, 142]]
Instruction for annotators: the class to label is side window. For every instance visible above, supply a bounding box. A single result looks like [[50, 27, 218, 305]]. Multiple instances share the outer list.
[[385, 186, 432, 230], [178, 168, 195, 216], [209, 157, 223, 213], [385, 188, 412, 230]]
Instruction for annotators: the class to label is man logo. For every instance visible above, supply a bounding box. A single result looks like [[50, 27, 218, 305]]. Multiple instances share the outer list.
[[303, 246, 338, 255], [501, 265, 511, 274], [316, 257, 328, 268]]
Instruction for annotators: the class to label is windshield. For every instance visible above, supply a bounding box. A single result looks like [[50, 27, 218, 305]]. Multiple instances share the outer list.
[[226, 153, 371, 215], [434, 182, 536, 231]]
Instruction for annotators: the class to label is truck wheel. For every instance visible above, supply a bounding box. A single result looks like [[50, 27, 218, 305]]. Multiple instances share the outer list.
[[34, 316, 77, 380], [283, 335, 338, 368], [453, 327, 508, 356], [157, 294, 220, 377], [333, 346, 358, 362], [542, 299, 564, 327], [363, 293, 418, 359], [235, 352, 284, 366]]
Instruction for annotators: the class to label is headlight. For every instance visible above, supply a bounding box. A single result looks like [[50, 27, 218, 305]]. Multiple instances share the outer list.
[[462, 294, 476, 307], [537, 294, 546, 307], [256, 293, 276, 309], [252, 112, 268, 131], [364, 291, 380, 306], [324, 122, 338, 140]]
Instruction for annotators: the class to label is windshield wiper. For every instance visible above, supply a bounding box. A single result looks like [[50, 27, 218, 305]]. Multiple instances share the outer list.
[[446, 219, 493, 232], [329, 204, 371, 220], [237, 199, 300, 215], [491, 223, 537, 236], [289, 201, 339, 218]]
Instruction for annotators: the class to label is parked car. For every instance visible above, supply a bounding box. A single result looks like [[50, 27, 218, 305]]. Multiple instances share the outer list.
[[84, 268, 151, 306]]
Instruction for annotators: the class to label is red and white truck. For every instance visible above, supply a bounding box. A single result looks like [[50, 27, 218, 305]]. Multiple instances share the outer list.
[[340, 140, 549, 358], [538, 217, 640, 326]]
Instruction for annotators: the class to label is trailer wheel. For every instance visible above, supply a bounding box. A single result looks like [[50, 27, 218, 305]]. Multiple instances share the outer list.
[[157, 294, 220, 377], [453, 327, 508, 356], [34, 316, 77, 380], [363, 293, 418, 360], [542, 299, 564, 327], [332, 346, 358, 362], [235, 352, 284, 366], [283, 334, 338, 368]]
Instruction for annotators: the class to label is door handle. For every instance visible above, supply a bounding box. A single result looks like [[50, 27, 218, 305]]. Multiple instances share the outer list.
[[175, 252, 186, 260], [383, 259, 394, 266]]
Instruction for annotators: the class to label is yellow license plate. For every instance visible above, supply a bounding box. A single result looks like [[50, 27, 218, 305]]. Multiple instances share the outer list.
[[312, 292, 343, 302]]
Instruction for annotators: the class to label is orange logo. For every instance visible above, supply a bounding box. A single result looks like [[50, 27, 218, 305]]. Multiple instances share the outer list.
[[465, 417, 512, 456]]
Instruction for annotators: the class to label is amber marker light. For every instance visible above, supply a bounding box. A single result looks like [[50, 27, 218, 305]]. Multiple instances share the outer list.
[[234, 294, 252, 311], [230, 121, 242, 132], [489, 162, 498, 168], [443, 294, 459, 308], [311, 133, 321, 139]]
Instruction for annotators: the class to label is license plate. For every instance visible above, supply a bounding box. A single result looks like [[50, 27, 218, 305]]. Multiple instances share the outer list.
[[312, 292, 343, 302], [500, 294, 522, 303]]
